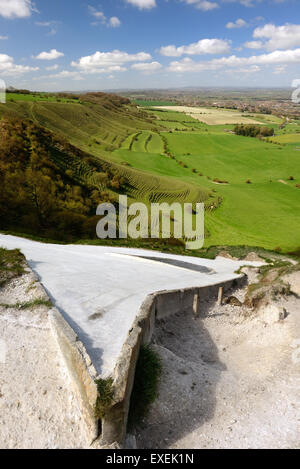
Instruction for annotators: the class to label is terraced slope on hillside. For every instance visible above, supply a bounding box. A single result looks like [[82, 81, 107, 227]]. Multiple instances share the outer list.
[[0, 95, 211, 208]]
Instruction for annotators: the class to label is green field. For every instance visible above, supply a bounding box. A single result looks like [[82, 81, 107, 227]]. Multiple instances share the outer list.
[[269, 134, 300, 144], [0, 95, 299, 253], [134, 100, 177, 107], [114, 107, 300, 252], [6, 93, 78, 103]]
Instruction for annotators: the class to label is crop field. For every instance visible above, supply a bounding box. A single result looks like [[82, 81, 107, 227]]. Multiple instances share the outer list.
[[151, 105, 280, 126]]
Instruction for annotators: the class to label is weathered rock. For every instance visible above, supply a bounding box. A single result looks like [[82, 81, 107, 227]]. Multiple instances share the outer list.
[[240, 266, 260, 285], [243, 252, 263, 263], [218, 251, 239, 261], [283, 272, 300, 297]]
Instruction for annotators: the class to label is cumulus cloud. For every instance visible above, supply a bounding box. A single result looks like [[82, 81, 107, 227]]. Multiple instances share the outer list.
[[124, 0, 156, 9], [168, 48, 300, 72], [226, 18, 247, 29], [160, 39, 231, 57], [0, 0, 36, 19], [0, 35, 8, 40], [34, 49, 64, 60], [131, 61, 162, 72], [71, 50, 152, 74], [0, 53, 39, 75], [253, 23, 300, 51]]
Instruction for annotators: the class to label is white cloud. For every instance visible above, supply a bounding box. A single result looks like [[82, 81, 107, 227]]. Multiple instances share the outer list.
[[168, 48, 300, 73], [0, 35, 8, 40], [71, 50, 152, 73], [88, 6, 106, 22], [222, 0, 289, 7], [35, 49, 64, 60], [51, 70, 84, 81], [0, 53, 39, 75], [160, 39, 231, 57], [124, 0, 156, 9], [226, 18, 247, 29], [0, 0, 35, 19], [88, 7, 121, 28], [182, 0, 219, 11], [253, 23, 300, 51], [244, 40, 263, 49], [225, 65, 261, 73], [109, 17, 121, 28], [131, 61, 162, 72], [45, 64, 59, 71]]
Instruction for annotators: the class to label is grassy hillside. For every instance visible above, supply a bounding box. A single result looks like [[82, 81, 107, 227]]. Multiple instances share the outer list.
[[0, 93, 299, 253], [114, 108, 300, 252], [0, 94, 210, 209]]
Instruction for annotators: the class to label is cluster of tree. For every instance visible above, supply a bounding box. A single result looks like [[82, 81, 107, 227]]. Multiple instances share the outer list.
[[83, 92, 130, 109], [0, 117, 126, 241], [6, 87, 31, 94], [234, 124, 274, 138]]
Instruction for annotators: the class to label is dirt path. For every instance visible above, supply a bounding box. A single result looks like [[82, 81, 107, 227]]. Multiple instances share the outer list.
[[136, 287, 300, 449], [0, 271, 90, 449]]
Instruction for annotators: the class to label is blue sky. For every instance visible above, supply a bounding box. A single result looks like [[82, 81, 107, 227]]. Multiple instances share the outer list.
[[0, 0, 300, 91]]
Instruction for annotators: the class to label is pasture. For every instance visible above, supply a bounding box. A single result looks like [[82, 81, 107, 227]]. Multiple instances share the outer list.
[[0, 95, 299, 252], [116, 109, 300, 252], [6, 93, 78, 104]]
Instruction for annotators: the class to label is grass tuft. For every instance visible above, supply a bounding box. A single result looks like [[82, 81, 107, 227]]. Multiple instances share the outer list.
[[0, 247, 25, 287], [95, 378, 114, 419], [0, 299, 52, 310], [128, 345, 162, 429]]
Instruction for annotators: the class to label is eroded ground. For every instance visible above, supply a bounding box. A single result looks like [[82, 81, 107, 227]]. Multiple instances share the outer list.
[[136, 285, 300, 449]]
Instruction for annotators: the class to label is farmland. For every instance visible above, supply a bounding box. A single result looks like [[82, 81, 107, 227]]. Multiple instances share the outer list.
[[152, 105, 281, 126], [114, 106, 300, 252], [0, 93, 299, 253]]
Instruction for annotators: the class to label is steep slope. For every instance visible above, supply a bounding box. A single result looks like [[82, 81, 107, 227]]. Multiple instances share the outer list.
[[0, 94, 210, 209]]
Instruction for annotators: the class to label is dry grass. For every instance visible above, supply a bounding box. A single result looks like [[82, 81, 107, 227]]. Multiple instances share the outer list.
[[153, 106, 266, 125]]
